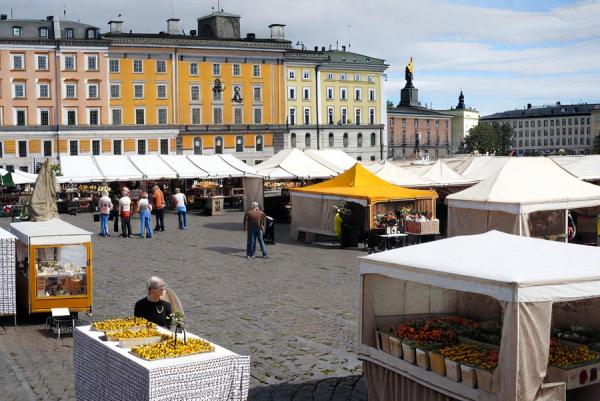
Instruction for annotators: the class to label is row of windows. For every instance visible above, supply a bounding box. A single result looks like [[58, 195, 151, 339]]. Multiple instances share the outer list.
[[8, 81, 102, 100], [108, 59, 264, 77], [11, 26, 96, 39], [287, 86, 376, 102], [486, 117, 592, 129], [0, 140, 53, 158], [516, 137, 591, 147], [289, 132, 377, 148], [288, 107, 377, 125], [188, 135, 265, 155], [287, 69, 376, 83], [393, 132, 450, 145], [66, 138, 170, 156], [5, 107, 102, 126], [8, 53, 99, 72], [389, 118, 449, 129], [516, 127, 592, 137]]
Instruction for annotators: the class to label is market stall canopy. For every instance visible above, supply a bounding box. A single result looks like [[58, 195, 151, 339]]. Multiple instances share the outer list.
[[256, 149, 337, 180], [218, 154, 260, 177], [460, 156, 510, 181], [365, 161, 434, 188], [0, 168, 38, 185], [303, 149, 357, 174], [291, 163, 437, 205], [159, 155, 209, 179], [360, 230, 600, 303], [550, 155, 600, 181], [446, 157, 600, 214], [94, 156, 144, 181], [186, 155, 248, 178], [11, 218, 91, 245], [57, 156, 104, 183], [128, 155, 178, 180], [418, 160, 477, 187]]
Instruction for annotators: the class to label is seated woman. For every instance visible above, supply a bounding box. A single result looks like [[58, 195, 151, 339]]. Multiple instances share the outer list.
[[134, 276, 172, 328]]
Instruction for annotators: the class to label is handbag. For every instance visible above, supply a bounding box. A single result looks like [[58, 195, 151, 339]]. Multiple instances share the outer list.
[[93, 213, 100, 222]]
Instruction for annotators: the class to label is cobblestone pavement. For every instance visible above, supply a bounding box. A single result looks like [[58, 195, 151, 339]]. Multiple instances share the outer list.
[[0, 211, 368, 400]]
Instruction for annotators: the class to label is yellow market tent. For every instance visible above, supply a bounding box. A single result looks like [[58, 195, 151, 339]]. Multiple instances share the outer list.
[[290, 163, 437, 238]]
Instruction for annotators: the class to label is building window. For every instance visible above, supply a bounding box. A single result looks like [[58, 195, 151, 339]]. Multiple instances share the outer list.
[[303, 108, 310, 125], [39, 109, 49, 126], [16, 109, 26, 126], [355, 88, 362, 100], [288, 70, 296, 79], [189, 63, 198, 75], [43, 140, 52, 157], [234, 108, 243, 124], [190, 85, 200, 102], [368, 89, 375, 101], [254, 108, 262, 124], [156, 60, 166, 73], [109, 59, 120, 73], [343, 133, 349, 147], [235, 136, 244, 152], [134, 84, 144, 99], [193, 137, 202, 154], [327, 73, 334, 80], [213, 107, 223, 124], [290, 133, 296, 148], [355, 108, 361, 125], [253, 87, 262, 102], [303, 87, 310, 100], [302, 70, 310, 80], [369, 108, 375, 125], [64, 55, 75, 70], [65, 28, 74, 38], [340, 73, 347, 81], [357, 133, 363, 147], [137, 140, 146, 155], [213, 89, 222, 102], [341, 108, 347, 124], [327, 87, 334, 100], [66, 110, 77, 125], [36, 54, 48, 70], [133, 60, 143, 73], [92, 140, 101, 155], [18, 141, 27, 158], [87, 84, 98, 99], [88, 109, 99, 125], [289, 108, 296, 125], [13, 26, 22, 37], [13, 83, 25, 98], [305, 133, 311, 148], [111, 109, 122, 125], [11, 54, 24, 70], [212, 63, 220, 76], [256, 135, 263, 152], [232, 64, 241, 76], [69, 140, 78, 156], [113, 140, 122, 155], [86, 28, 96, 39], [86, 55, 98, 71], [110, 84, 120, 99], [191, 107, 201, 124], [39, 27, 49, 38], [340, 88, 347, 100], [38, 83, 50, 99], [215, 136, 223, 154], [288, 87, 296, 99], [156, 84, 167, 99], [253, 64, 260, 77], [328, 133, 334, 147], [65, 83, 77, 99], [370, 132, 376, 147], [370, 156, 376, 161], [328, 107, 334, 124], [156, 138, 168, 155], [157, 108, 168, 125], [135, 109, 145, 125]]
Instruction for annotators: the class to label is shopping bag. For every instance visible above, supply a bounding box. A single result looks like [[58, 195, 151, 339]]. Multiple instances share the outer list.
[[93, 213, 100, 222]]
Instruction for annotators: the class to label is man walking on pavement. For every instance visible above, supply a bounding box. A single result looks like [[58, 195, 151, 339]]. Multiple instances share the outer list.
[[243, 201, 268, 259], [153, 185, 166, 232]]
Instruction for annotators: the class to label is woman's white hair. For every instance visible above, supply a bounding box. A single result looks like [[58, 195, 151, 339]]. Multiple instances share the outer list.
[[146, 276, 165, 292]]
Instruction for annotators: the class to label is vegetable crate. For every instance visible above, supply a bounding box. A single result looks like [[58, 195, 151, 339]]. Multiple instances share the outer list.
[[405, 219, 439, 235]]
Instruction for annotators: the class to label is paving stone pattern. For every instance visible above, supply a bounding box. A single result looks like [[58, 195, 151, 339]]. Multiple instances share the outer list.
[[0, 211, 368, 400]]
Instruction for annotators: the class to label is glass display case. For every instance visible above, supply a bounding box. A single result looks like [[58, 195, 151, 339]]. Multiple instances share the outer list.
[[35, 245, 88, 298]]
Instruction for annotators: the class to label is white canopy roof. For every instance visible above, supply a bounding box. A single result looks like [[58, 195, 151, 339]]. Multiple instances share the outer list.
[[360, 230, 600, 302], [94, 156, 144, 181], [550, 155, 600, 181], [303, 150, 357, 174], [10, 218, 92, 245], [0, 227, 16, 240], [128, 155, 178, 180], [418, 160, 477, 187], [446, 157, 600, 214], [366, 161, 434, 188], [0, 168, 38, 184], [218, 154, 259, 177], [187, 155, 247, 178], [256, 148, 337, 180], [461, 156, 509, 181], [57, 156, 104, 183], [159, 155, 209, 179]]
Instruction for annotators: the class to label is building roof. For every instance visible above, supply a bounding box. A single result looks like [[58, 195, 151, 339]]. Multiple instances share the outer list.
[[197, 11, 241, 19], [104, 33, 291, 48], [0, 18, 100, 41], [388, 105, 453, 118], [324, 50, 385, 65], [482, 103, 600, 120]]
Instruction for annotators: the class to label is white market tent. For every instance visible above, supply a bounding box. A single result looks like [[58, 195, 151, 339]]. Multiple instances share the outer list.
[[446, 157, 600, 237], [359, 231, 600, 401], [256, 148, 337, 180], [218, 154, 260, 176], [550, 155, 600, 181], [187, 155, 247, 178], [56, 156, 105, 183], [128, 155, 178, 180], [94, 156, 144, 181], [303, 149, 357, 174], [10, 218, 92, 245], [159, 155, 209, 179], [460, 156, 510, 181], [418, 160, 477, 187], [365, 161, 434, 188], [0, 168, 38, 185]]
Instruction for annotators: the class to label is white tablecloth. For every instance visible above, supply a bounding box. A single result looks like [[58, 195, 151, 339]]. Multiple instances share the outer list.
[[0, 235, 16, 316], [74, 325, 250, 401]]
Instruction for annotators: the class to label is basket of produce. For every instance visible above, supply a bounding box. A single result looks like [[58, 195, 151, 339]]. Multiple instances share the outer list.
[[546, 339, 600, 390], [91, 317, 156, 335], [475, 351, 499, 393], [106, 328, 168, 348], [131, 337, 215, 361], [439, 344, 494, 387]]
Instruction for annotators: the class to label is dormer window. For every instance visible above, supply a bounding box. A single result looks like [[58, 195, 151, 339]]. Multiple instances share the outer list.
[[39, 27, 49, 38], [13, 26, 22, 37], [86, 28, 96, 39], [65, 28, 74, 38]]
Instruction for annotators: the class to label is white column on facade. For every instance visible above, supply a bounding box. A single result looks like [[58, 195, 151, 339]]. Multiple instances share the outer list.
[[379, 75, 387, 159], [316, 67, 322, 149]]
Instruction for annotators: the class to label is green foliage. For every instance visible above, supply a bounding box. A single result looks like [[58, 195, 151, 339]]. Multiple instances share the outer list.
[[593, 136, 600, 155], [463, 123, 514, 155], [386, 100, 395, 110]]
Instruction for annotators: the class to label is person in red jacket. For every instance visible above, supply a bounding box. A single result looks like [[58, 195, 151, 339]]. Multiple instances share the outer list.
[[152, 185, 166, 232]]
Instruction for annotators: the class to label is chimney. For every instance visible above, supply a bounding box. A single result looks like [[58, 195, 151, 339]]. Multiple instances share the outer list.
[[556, 101, 561, 106], [46, 16, 53, 21], [321, 46, 325, 52], [342, 45, 346, 51], [167, 18, 180, 35], [190, 29, 197, 36], [527, 103, 532, 109], [268, 23, 285, 40], [314, 46, 318, 51], [246, 33, 255, 40], [108, 20, 123, 34], [0, 14, 7, 20]]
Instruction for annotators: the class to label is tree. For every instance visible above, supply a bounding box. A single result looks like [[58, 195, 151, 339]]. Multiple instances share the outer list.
[[463, 124, 498, 154], [593, 135, 600, 154], [386, 100, 395, 110], [496, 123, 514, 156]]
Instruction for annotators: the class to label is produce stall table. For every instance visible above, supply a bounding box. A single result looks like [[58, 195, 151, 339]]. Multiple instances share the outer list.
[[74, 325, 250, 401], [0, 228, 17, 325]]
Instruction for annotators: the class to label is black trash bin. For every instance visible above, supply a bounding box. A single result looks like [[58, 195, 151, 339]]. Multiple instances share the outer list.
[[341, 224, 360, 248], [264, 216, 275, 244]]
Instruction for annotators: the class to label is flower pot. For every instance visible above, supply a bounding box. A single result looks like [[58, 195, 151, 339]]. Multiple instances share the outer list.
[[416, 348, 430, 370], [402, 342, 416, 364], [460, 365, 478, 388], [389, 336, 403, 358], [445, 359, 461, 382], [476, 368, 495, 393], [429, 351, 446, 376]]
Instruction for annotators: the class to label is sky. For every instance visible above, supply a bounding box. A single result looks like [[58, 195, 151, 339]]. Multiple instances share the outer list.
[[2, 0, 599, 116]]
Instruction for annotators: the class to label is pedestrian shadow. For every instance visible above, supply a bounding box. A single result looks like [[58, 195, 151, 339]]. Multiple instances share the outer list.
[[203, 222, 243, 232], [248, 374, 366, 400], [203, 246, 246, 257]]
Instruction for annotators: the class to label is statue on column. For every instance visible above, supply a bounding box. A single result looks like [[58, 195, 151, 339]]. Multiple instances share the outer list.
[[405, 57, 414, 88]]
